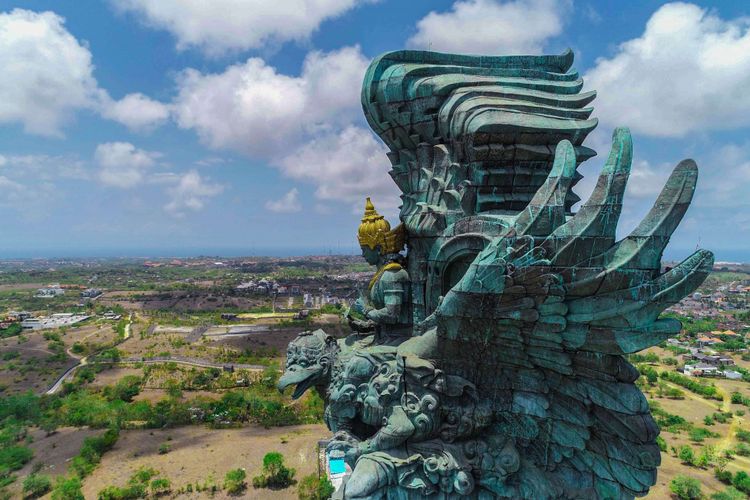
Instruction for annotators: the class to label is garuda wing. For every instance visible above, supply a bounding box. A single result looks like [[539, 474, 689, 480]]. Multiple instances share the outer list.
[[431, 129, 712, 498]]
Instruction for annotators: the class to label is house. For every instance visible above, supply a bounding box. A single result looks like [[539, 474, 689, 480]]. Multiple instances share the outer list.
[[724, 370, 743, 380], [35, 286, 65, 298], [684, 364, 720, 377], [696, 336, 720, 347]]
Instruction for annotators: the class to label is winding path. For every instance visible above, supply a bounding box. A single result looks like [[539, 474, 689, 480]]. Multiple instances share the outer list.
[[43, 315, 265, 394]]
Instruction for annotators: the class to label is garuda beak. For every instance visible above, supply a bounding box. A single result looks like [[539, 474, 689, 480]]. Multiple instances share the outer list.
[[277, 366, 322, 400]]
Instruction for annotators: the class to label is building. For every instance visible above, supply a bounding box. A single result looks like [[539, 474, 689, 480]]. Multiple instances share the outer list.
[[35, 285, 65, 298], [724, 370, 743, 380], [684, 364, 720, 377], [21, 314, 90, 330], [81, 288, 102, 298]]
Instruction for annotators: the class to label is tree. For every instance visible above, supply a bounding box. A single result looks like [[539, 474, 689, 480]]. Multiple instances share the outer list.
[[679, 445, 695, 465], [297, 473, 335, 500], [22, 474, 52, 499], [252, 452, 296, 489], [670, 474, 702, 499]]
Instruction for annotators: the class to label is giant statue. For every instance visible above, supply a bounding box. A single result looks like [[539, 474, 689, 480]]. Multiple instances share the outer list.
[[278, 49, 712, 499]]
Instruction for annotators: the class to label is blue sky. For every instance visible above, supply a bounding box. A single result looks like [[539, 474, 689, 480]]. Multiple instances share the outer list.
[[0, 0, 748, 260]]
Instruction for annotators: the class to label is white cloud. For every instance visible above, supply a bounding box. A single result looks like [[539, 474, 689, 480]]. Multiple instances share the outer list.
[[95, 142, 160, 188], [0, 9, 103, 136], [408, 0, 569, 55], [265, 188, 302, 213], [277, 126, 395, 208], [173, 46, 367, 156], [101, 93, 170, 132], [115, 0, 371, 55], [585, 2, 750, 137], [164, 170, 223, 216], [0, 175, 22, 191], [173, 46, 399, 209], [0, 9, 169, 136], [625, 159, 671, 199]]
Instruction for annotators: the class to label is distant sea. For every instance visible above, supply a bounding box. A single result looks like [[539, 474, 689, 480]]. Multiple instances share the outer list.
[[0, 246, 362, 259], [0, 246, 747, 263]]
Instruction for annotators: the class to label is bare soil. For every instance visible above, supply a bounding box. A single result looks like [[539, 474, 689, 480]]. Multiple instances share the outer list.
[[81, 424, 329, 499]]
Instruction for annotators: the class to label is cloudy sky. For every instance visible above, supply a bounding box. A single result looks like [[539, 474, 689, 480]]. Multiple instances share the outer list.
[[0, 0, 748, 260]]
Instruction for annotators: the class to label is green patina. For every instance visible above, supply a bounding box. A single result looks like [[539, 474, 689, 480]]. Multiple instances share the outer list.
[[280, 49, 712, 499]]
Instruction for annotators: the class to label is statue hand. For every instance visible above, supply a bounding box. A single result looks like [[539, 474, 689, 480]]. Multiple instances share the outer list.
[[348, 317, 376, 333], [352, 298, 367, 315]]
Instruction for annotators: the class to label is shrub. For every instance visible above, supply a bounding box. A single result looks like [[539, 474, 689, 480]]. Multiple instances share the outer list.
[[670, 474, 702, 499], [733, 471, 750, 494], [297, 473, 335, 500], [224, 468, 247, 495], [712, 486, 746, 500], [96, 484, 145, 500], [656, 436, 667, 452], [736, 429, 750, 443], [733, 442, 750, 457], [51, 475, 84, 500], [105, 376, 142, 403], [150, 478, 171, 496], [252, 452, 296, 489], [716, 468, 733, 484], [0, 445, 33, 473], [22, 474, 52, 499], [158, 443, 171, 455], [689, 427, 719, 442], [678, 445, 695, 465]]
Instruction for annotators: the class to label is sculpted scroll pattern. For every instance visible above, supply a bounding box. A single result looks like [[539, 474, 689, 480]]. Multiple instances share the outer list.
[[279, 50, 712, 499]]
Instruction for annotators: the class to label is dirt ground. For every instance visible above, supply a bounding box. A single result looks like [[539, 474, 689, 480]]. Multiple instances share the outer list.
[[99, 290, 269, 312], [5, 427, 99, 499], [81, 424, 329, 499], [0, 331, 76, 393]]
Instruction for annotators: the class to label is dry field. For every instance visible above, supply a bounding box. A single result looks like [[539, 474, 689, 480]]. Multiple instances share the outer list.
[[0, 331, 76, 393], [4, 427, 100, 499], [639, 346, 750, 497], [80, 424, 328, 499], [99, 290, 269, 311]]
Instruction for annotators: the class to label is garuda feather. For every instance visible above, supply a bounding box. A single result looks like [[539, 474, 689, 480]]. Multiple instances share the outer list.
[[280, 49, 712, 500]]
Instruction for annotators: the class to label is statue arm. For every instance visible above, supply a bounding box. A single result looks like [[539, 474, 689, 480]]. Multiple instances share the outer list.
[[358, 406, 415, 455]]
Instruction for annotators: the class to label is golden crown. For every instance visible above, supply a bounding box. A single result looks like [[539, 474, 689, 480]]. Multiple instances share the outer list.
[[357, 198, 405, 254]]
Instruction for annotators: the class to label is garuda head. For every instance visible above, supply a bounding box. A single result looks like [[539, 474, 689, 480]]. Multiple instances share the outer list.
[[277, 329, 338, 399]]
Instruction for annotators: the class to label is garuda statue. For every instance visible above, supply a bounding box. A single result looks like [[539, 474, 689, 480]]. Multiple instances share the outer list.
[[278, 49, 712, 499]]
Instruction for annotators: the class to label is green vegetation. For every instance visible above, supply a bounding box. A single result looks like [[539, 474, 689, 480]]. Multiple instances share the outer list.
[[71, 427, 120, 478], [223, 468, 247, 495], [711, 486, 746, 500], [730, 392, 750, 407], [297, 474, 334, 500], [97, 466, 163, 499], [0, 323, 22, 339], [670, 474, 702, 499], [252, 452, 296, 489], [659, 371, 723, 401], [51, 475, 84, 500], [22, 473, 52, 499], [630, 352, 660, 364]]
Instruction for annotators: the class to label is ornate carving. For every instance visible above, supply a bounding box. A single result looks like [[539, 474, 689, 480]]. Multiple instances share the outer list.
[[279, 49, 712, 499]]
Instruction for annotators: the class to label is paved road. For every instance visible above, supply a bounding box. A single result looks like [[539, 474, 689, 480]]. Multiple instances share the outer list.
[[186, 325, 209, 343], [116, 355, 265, 371]]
